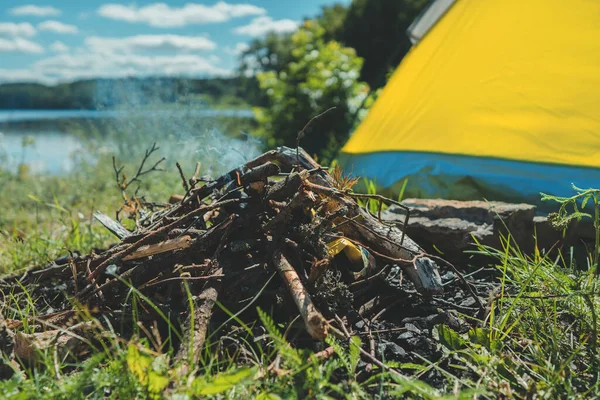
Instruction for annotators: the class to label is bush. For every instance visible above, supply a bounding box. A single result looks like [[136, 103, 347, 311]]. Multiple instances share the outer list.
[[254, 21, 370, 163]]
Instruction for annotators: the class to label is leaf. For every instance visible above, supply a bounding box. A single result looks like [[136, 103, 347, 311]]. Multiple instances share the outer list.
[[349, 336, 361, 374], [193, 368, 255, 396], [126, 344, 169, 399], [398, 362, 428, 371], [496, 361, 523, 389], [436, 325, 466, 351], [257, 308, 283, 341], [326, 335, 351, 373], [126, 344, 151, 384], [468, 327, 491, 350], [147, 369, 170, 399], [27, 194, 42, 203]]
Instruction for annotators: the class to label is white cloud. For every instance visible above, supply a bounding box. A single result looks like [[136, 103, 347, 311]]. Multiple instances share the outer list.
[[225, 42, 250, 56], [0, 22, 36, 37], [86, 34, 216, 54], [97, 2, 265, 28], [0, 68, 46, 82], [0, 50, 231, 83], [233, 16, 299, 37], [31, 52, 231, 82], [50, 40, 68, 53], [38, 20, 78, 34], [9, 5, 61, 17], [0, 37, 44, 53]]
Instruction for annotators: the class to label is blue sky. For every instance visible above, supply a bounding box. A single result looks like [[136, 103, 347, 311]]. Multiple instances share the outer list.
[[0, 1, 349, 84]]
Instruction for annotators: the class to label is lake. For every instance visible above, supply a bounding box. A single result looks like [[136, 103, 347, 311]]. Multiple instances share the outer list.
[[0, 108, 255, 175]]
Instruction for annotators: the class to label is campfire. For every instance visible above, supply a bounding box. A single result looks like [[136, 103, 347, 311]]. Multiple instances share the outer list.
[[1, 146, 489, 378]]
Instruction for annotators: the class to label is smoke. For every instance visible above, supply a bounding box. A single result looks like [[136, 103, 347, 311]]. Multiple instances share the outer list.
[[92, 78, 261, 177]]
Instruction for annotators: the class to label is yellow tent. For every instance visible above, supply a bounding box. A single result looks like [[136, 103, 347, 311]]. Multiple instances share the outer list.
[[340, 0, 600, 204]]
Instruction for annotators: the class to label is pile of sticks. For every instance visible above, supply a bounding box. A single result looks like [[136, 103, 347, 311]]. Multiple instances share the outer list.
[[0, 146, 445, 373]]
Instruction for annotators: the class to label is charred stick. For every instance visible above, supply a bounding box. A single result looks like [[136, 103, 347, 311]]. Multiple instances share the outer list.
[[168, 228, 206, 238], [176, 162, 190, 193], [264, 191, 314, 232], [266, 170, 309, 202], [244, 149, 280, 169], [86, 198, 244, 283], [237, 162, 280, 188], [81, 216, 236, 301]]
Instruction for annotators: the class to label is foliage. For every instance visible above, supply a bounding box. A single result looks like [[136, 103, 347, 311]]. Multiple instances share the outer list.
[[241, 0, 429, 92], [340, 0, 429, 88], [240, 32, 295, 78], [254, 21, 370, 162], [542, 185, 600, 270]]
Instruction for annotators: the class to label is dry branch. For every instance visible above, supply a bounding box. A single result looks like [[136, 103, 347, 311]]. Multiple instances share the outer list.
[[174, 271, 221, 375], [272, 250, 328, 340]]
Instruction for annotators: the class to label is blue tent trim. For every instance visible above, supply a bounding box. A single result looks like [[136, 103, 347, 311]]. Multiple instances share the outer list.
[[340, 151, 600, 204]]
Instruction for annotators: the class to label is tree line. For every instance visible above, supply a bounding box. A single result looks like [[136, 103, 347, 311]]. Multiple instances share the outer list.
[[0, 76, 262, 110]]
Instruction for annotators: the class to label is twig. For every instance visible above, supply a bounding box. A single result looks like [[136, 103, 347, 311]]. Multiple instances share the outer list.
[[313, 346, 335, 360], [426, 254, 484, 311], [348, 265, 390, 289], [442, 267, 488, 287], [371, 298, 407, 323], [176, 162, 190, 193], [295, 107, 336, 166], [142, 274, 225, 289], [114, 143, 166, 193]]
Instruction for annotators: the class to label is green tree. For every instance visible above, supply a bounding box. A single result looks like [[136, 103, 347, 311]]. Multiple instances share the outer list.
[[341, 0, 429, 89], [254, 21, 370, 162]]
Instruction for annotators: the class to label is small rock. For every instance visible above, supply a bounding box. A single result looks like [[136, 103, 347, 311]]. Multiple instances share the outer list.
[[406, 337, 423, 349], [405, 323, 421, 334], [397, 331, 414, 341], [424, 313, 449, 331], [354, 320, 365, 330], [379, 340, 407, 359], [386, 342, 407, 358], [441, 271, 456, 281], [460, 297, 477, 308], [446, 311, 467, 332]]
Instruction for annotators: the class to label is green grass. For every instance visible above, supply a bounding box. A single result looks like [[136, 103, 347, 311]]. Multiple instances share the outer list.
[[2, 136, 600, 398]]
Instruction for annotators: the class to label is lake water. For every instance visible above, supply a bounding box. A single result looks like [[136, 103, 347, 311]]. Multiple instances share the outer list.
[[0, 108, 254, 175]]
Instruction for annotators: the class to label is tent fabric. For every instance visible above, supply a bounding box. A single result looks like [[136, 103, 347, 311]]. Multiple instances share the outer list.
[[341, 0, 600, 203]]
